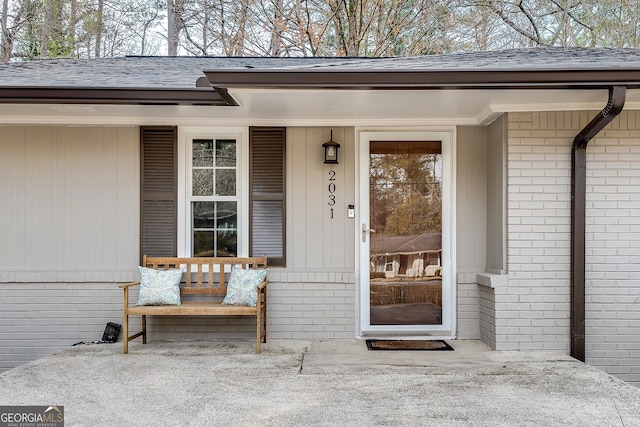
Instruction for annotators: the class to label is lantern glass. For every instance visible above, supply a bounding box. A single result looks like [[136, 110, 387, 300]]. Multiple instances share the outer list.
[[323, 140, 340, 164]]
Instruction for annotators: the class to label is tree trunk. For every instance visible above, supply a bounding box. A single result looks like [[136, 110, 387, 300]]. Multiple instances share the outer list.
[[69, 0, 77, 56], [41, 0, 53, 57], [269, 0, 283, 56], [234, 0, 249, 56], [94, 0, 104, 57], [167, 0, 181, 56], [1, 0, 10, 61]]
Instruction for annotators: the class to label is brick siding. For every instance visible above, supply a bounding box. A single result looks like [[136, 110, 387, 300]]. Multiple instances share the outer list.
[[506, 111, 640, 386]]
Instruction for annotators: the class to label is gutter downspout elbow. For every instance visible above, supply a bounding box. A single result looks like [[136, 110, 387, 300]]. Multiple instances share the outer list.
[[571, 86, 626, 362]]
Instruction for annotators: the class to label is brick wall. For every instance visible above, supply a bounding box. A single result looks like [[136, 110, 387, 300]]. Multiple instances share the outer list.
[[0, 283, 124, 372], [584, 112, 640, 385], [457, 274, 481, 339], [479, 285, 496, 348], [507, 111, 640, 386]]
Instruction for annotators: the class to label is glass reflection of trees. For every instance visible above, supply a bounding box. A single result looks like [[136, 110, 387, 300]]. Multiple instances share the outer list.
[[370, 143, 442, 238]]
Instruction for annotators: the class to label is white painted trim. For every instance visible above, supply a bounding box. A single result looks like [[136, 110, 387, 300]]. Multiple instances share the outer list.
[[490, 101, 640, 113], [0, 115, 482, 127], [177, 126, 249, 258], [476, 106, 502, 125], [3, 99, 640, 127], [355, 128, 457, 338]]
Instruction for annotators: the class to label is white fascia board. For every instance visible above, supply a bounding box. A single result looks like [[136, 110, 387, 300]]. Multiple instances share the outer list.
[[0, 111, 481, 127]]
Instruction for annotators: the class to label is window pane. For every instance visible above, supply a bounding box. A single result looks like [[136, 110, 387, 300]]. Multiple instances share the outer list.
[[193, 139, 214, 167], [216, 139, 236, 167], [217, 230, 237, 256], [192, 201, 237, 257], [193, 231, 214, 257], [193, 202, 215, 228], [193, 169, 213, 196], [216, 201, 237, 229], [215, 169, 236, 196]]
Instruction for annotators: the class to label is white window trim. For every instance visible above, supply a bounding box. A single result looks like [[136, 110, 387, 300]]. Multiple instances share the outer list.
[[177, 126, 249, 258]]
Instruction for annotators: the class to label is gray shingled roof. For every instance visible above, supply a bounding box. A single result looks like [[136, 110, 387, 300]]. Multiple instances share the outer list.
[[285, 47, 640, 71], [0, 56, 344, 88], [2, 47, 640, 90]]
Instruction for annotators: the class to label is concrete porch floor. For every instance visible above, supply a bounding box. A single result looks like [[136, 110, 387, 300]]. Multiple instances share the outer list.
[[1, 339, 639, 426]]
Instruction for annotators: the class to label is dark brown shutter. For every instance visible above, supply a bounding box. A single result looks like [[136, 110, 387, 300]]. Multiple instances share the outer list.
[[140, 126, 177, 259], [250, 127, 286, 267]]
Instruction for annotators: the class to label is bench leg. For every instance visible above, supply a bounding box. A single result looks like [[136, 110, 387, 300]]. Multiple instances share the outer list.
[[256, 302, 262, 354], [123, 287, 129, 354], [123, 312, 129, 354], [256, 317, 261, 354], [262, 291, 267, 344], [142, 315, 147, 344]]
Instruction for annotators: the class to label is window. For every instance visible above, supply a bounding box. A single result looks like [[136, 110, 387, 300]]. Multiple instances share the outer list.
[[140, 126, 286, 265], [190, 138, 239, 257], [178, 127, 247, 258]]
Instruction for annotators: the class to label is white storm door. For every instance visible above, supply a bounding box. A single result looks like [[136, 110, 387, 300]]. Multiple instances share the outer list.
[[358, 130, 455, 336]]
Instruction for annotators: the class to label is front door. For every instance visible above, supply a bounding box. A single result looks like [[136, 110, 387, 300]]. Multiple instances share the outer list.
[[359, 131, 455, 336]]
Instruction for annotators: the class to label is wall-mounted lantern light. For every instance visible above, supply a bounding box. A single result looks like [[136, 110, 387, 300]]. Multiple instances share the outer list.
[[322, 130, 340, 164]]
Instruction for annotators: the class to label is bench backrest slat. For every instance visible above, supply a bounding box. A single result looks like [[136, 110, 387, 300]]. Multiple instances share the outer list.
[[142, 255, 267, 296]]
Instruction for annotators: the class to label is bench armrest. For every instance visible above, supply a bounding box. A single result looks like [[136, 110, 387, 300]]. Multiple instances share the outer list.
[[119, 281, 140, 289], [257, 279, 268, 290]]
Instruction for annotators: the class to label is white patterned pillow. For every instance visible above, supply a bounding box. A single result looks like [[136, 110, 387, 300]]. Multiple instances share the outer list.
[[222, 266, 267, 307], [137, 267, 183, 306]]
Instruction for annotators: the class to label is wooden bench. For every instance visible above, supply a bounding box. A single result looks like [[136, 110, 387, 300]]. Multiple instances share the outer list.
[[119, 255, 268, 354]]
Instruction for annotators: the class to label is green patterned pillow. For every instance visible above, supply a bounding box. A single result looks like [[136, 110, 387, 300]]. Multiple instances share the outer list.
[[222, 266, 267, 307], [137, 267, 183, 306]]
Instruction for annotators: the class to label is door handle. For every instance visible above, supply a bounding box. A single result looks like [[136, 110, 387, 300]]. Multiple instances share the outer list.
[[362, 223, 376, 242]]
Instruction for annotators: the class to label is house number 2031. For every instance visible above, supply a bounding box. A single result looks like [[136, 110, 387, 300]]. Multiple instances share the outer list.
[[328, 170, 336, 218]]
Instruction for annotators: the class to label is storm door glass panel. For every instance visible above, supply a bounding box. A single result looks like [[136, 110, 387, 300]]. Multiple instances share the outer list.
[[191, 138, 237, 257], [369, 141, 443, 325]]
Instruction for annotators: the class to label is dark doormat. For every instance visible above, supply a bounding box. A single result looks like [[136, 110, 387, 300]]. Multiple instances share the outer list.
[[366, 339, 454, 351]]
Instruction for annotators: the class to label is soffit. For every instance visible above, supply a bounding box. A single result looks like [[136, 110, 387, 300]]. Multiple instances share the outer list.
[[0, 87, 639, 126]]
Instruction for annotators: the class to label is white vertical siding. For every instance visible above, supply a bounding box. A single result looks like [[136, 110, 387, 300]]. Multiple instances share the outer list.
[[0, 125, 139, 281], [286, 127, 356, 271], [0, 127, 19, 267], [486, 115, 507, 273], [457, 126, 488, 272], [456, 126, 488, 340]]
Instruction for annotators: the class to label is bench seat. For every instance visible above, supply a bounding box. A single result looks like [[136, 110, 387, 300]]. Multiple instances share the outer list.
[[127, 301, 260, 316]]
